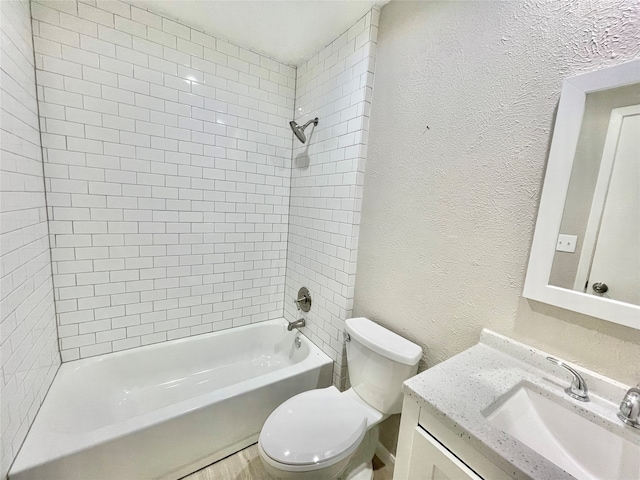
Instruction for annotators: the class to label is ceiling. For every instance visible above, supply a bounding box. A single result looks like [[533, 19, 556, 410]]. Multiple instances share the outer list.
[[130, 0, 388, 66]]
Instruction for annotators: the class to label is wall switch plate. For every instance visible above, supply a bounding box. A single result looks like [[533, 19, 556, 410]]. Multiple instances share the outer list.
[[556, 234, 578, 253]]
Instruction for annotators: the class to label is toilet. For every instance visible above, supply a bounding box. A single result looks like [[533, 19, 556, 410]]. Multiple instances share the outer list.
[[258, 317, 422, 479]]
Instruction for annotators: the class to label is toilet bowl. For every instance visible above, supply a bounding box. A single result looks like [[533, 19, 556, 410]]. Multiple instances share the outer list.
[[258, 317, 422, 479]]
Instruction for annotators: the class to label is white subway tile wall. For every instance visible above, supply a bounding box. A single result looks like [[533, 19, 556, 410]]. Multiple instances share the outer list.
[[284, 10, 379, 387], [33, 0, 297, 361], [0, 0, 60, 475]]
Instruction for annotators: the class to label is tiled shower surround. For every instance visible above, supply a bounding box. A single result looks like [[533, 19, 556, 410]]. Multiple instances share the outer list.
[[26, 0, 377, 382], [33, 0, 296, 361], [0, 0, 60, 475], [284, 11, 379, 387], [2, 0, 378, 471]]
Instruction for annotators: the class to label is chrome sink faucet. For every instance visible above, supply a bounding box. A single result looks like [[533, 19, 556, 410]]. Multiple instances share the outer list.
[[618, 384, 640, 429], [547, 357, 590, 402], [287, 318, 305, 331]]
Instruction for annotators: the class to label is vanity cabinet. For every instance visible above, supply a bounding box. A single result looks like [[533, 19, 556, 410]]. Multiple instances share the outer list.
[[401, 422, 481, 480], [393, 396, 512, 480]]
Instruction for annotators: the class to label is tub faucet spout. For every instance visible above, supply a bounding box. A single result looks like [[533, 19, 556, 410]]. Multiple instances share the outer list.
[[287, 319, 305, 331]]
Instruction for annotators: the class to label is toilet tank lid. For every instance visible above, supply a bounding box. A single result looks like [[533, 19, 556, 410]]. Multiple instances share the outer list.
[[345, 317, 422, 366]]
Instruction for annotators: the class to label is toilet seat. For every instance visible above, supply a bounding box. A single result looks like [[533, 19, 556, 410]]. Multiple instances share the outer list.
[[259, 386, 367, 470]]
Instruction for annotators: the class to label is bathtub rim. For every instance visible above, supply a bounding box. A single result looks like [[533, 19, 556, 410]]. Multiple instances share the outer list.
[[61, 317, 307, 372]]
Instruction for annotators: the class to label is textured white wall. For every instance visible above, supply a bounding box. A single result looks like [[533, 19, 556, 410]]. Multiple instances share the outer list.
[[0, 0, 60, 475], [284, 9, 378, 387], [32, 0, 296, 361], [355, 0, 640, 385]]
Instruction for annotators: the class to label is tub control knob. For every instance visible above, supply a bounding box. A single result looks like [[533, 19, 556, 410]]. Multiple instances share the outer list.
[[294, 287, 312, 312]]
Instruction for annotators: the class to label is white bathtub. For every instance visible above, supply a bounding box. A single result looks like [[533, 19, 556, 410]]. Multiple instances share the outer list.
[[10, 319, 332, 480]]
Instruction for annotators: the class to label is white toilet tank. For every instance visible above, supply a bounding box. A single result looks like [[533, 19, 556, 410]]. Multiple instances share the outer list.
[[345, 317, 422, 415]]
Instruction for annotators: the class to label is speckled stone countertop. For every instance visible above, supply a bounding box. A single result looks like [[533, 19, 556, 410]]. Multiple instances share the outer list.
[[402, 329, 640, 480]]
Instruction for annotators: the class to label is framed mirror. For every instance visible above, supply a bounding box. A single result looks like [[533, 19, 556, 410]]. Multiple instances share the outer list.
[[523, 59, 640, 329]]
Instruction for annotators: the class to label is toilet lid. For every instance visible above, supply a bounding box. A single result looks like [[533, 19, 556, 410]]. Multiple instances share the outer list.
[[259, 386, 367, 466]]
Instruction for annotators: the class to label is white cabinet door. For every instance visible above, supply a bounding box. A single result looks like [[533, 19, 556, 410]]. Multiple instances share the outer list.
[[407, 426, 483, 480], [582, 106, 640, 304]]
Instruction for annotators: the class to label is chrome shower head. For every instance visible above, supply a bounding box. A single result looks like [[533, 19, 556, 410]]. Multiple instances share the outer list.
[[289, 117, 319, 144]]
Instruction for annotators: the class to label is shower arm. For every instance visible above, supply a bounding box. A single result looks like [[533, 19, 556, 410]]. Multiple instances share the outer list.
[[301, 118, 319, 129]]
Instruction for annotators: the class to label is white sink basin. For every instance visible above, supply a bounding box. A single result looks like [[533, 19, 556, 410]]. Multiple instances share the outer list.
[[483, 382, 640, 480]]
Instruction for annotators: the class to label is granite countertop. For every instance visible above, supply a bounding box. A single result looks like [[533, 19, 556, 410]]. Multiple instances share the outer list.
[[402, 330, 640, 480]]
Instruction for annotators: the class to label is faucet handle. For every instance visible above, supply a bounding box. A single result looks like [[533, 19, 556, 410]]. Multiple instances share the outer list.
[[618, 385, 640, 429], [546, 357, 590, 402], [294, 287, 311, 312]]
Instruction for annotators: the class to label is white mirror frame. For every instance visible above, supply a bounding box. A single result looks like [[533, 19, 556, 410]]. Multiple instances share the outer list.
[[523, 59, 640, 330]]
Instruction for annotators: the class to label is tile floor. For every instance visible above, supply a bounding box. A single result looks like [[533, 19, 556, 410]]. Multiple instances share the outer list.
[[182, 444, 394, 480]]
